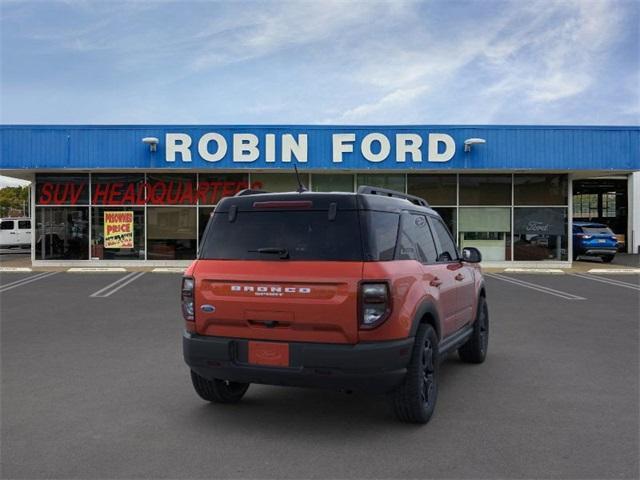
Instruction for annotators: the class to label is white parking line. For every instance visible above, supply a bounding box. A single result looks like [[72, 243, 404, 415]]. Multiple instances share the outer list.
[[90, 271, 146, 298], [486, 273, 586, 300], [0, 272, 59, 293], [68, 267, 127, 273], [570, 273, 640, 291], [587, 268, 640, 274]]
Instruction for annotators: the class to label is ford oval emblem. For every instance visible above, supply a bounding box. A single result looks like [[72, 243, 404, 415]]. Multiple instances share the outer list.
[[201, 304, 216, 313]]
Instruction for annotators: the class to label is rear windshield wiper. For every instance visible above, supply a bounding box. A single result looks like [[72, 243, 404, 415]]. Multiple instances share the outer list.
[[248, 247, 290, 259]]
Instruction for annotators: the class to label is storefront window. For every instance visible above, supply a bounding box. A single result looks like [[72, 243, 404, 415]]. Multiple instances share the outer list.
[[251, 173, 310, 193], [514, 174, 567, 205], [312, 174, 354, 192], [514, 208, 568, 261], [147, 207, 197, 260], [197, 173, 250, 205], [147, 173, 197, 205], [36, 174, 89, 205], [407, 175, 456, 205], [459, 175, 511, 205], [90, 208, 145, 260], [35, 207, 89, 259], [357, 174, 405, 192], [459, 207, 511, 261], [91, 173, 145, 205]]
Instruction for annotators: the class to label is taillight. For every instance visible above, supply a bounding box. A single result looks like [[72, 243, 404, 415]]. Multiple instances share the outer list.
[[359, 282, 391, 329], [181, 276, 195, 321]]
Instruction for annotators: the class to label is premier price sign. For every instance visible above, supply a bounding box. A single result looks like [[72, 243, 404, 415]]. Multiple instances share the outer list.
[[165, 131, 457, 165]]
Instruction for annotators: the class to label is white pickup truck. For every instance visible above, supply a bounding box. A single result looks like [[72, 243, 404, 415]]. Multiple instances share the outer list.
[[0, 217, 32, 249]]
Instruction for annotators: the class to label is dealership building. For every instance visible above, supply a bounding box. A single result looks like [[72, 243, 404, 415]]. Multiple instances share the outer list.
[[1, 125, 638, 267]]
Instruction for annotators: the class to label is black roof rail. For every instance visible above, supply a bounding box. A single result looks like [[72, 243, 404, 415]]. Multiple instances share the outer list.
[[357, 185, 429, 207], [234, 189, 269, 196]]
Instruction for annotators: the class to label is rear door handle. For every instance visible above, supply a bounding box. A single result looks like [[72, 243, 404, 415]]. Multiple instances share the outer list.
[[455, 273, 465, 281], [430, 277, 442, 287]]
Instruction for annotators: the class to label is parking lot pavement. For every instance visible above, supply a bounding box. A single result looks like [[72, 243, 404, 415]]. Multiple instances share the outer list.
[[1, 272, 638, 479]]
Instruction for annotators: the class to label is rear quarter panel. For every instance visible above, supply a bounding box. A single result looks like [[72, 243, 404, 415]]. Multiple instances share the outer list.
[[359, 260, 442, 342]]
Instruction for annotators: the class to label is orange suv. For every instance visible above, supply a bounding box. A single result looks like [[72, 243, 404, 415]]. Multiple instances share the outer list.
[[182, 186, 488, 423]]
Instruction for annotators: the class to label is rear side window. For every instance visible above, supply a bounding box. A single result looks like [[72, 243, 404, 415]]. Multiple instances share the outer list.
[[200, 210, 363, 261], [18, 220, 31, 229], [397, 213, 437, 263], [1, 221, 14, 230], [362, 211, 399, 261], [430, 217, 458, 262]]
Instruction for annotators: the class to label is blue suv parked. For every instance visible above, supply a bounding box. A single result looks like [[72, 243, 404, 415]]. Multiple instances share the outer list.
[[572, 222, 619, 262]]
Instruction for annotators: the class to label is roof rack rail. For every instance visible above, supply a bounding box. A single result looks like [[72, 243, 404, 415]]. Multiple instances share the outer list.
[[234, 189, 269, 196], [357, 185, 429, 207]]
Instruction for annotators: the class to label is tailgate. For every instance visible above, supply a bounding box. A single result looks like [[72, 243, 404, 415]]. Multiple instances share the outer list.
[[194, 260, 363, 344]]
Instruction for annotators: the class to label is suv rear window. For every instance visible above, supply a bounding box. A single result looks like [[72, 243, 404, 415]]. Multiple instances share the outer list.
[[581, 226, 614, 235], [200, 210, 363, 261]]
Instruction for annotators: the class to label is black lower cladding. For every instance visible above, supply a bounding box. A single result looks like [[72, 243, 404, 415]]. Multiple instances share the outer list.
[[183, 332, 414, 393]]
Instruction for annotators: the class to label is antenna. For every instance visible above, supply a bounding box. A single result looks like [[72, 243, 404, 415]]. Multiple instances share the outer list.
[[294, 165, 308, 193]]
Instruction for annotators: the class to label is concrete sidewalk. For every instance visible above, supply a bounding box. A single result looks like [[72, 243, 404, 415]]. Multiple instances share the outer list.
[[2, 248, 639, 274]]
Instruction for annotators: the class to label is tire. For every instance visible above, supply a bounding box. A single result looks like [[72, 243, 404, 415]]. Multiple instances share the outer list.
[[389, 324, 439, 424], [190, 370, 249, 404], [601, 255, 614, 263], [458, 296, 489, 364]]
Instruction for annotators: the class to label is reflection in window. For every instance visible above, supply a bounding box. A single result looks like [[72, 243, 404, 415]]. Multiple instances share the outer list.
[[147, 207, 197, 260], [407, 175, 456, 206], [35, 207, 89, 259], [514, 208, 567, 261], [357, 174, 405, 192], [514, 174, 567, 206], [250, 173, 309, 193], [459, 208, 511, 261], [312, 174, 354, 192], [459, 175, 511, 206]]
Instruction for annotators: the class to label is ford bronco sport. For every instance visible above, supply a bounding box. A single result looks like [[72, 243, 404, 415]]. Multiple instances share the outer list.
[[182, 186, 488, 423]]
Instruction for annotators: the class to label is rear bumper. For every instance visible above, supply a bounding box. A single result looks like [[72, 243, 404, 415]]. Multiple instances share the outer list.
[[579, 247, 617, 256], [183, 332, 413, 393]]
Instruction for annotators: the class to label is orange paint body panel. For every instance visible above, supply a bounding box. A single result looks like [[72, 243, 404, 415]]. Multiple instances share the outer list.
[[248, 341, 290, 367], [192, 260, 362, 344]]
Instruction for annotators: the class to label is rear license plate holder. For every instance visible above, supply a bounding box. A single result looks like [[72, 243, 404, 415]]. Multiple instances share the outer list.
[[248, 341, 290, 367]]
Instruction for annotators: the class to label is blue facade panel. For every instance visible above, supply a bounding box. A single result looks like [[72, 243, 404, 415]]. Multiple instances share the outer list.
[[1, 125, 638, 171]]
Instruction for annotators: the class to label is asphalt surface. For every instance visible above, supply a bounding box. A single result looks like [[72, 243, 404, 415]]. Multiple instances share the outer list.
[[1, 271, 638, 479]]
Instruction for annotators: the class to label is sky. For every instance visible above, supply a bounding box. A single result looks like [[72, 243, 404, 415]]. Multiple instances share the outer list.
[[0, 0, 639, 127]]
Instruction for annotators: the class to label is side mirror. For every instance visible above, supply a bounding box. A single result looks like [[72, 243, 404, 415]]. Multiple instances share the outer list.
[[462, 247, 482, 263]]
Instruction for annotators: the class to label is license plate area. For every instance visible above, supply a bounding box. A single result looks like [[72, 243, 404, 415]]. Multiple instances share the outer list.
[[248, 341, 290, 367]]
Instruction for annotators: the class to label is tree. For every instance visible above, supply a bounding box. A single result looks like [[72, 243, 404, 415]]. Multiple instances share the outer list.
[[0, 186, 29, 217]]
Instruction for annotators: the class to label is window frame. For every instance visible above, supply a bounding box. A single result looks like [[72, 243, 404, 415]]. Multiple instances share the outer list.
[[428, 215, 460, 263]]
